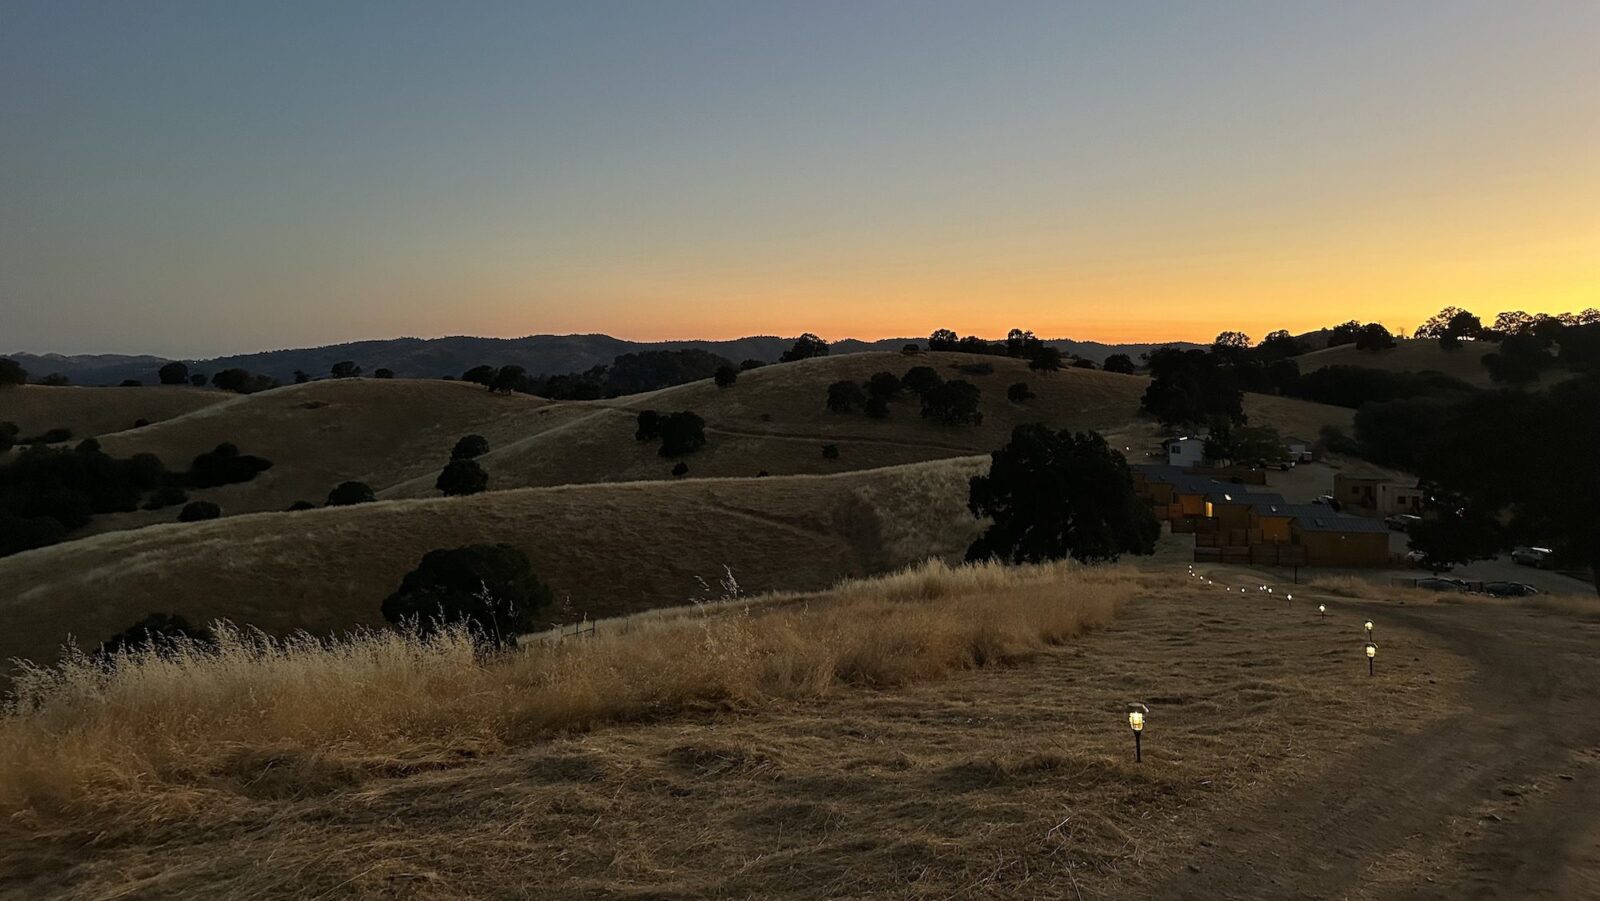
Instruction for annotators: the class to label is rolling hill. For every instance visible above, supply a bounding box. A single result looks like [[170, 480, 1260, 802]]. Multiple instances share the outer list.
[[0, 384, 226, 442], [0, 457, 988, 670], [1295, 338, 1503, 387], [72, 351, 1353, 529], [7, 334, 1201, 386]]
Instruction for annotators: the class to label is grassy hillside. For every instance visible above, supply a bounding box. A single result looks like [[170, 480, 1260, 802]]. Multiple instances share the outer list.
[[0, 457, 988, 670], [62, 352, 1352, 528], [0, 384, 225, 442], [1296, 338, 1502, 387]]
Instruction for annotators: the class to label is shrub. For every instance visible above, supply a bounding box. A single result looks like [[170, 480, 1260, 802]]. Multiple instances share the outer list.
[[901, 365, 942, 395], [451, 434, 490, 461], [0, 358, 26, 387], [97, 613, 209, 657], [40, 373, 70, 386], [1355, 323, 1396, 352], [186, 443, 272, 488], [462, 365, 497, 386], [672, 461, 689, 477], [436, 459, 489, 496], [920, 379, 983, 425], [635, 410, 662, 442], [374, 368, 395, 379], [967, 425, 1158, 564], [1102, 354, 1136, 375], [119, 379, 143, 387], [1007, 381, 1034, 403], [211, 368, 278, 394], [189, 373, 207, 387], [1071, 358, 1096, 370], [714, 365, 738, 388], [866, 371, 901, 397], [489, 365, 528, 394], [178, 501, 221, 522], [325, 481, 376, 506], [286, 500, 317, 511], [1028, 347, 1063, 373], [738, 359, 767, 371], [132, 418, 150, 428], [657, 411, 706, 457], [865, 395, 890, 419], [902, 343, 922, 355], [821, 444, 840, 460], [0, 514, 67, 557], [779, 333, 829, 362], [826, 380, 867, 413], [330, 361, 362, 379], [293, 370, 312, 384], [141, 485, 189, 510], [380, 544, 553, 645]]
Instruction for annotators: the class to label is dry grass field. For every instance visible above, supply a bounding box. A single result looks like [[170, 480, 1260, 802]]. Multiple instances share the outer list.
[[8, 562, 1595, 899], [54, 352, 1354, 532], [0, 457, 989, 670], [0, 384, 225, 443]]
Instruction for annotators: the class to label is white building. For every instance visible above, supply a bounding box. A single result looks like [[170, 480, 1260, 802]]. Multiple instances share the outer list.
[[1163, 436, 1205, 467]]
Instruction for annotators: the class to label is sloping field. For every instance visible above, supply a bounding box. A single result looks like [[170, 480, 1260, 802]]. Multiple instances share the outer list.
[[0, 384, 225, 443], [1296, 338, 1502, 387], [0, 457, 988, 669]]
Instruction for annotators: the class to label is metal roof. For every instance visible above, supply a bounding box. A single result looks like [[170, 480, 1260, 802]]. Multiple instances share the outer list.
[[1291, 513, 1391, 534]]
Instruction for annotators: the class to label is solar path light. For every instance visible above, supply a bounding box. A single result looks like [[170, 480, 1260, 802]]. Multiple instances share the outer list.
[[1364, 620, 1374, 641], [1365, 642, 1377, 676], [1127, 702, 1149, 762], [1318, 604, 1327, 622]]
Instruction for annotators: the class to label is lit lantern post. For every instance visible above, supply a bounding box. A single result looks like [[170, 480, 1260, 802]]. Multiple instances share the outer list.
[[1127, 702, 1149, 762], [1365, 642, 1378, 676], [1364, 620, 1374, 641], [1318, 603, 1327, 622]]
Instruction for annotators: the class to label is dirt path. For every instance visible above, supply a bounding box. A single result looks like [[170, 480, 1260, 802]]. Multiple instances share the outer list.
[[1148, 585, 1600, 900]]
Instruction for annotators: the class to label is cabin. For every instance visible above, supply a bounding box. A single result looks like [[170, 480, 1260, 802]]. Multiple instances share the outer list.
[[1290, 512, 1392, 566], [1163, 436, 1205, 467], [1332, 474, 1423, 515]]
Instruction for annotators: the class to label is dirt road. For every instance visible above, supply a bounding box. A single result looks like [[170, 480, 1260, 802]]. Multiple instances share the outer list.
[[1151, 586, 1600, 900]]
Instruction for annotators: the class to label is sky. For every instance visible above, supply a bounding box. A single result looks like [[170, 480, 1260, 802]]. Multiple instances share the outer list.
[[2, 1, 1597, 357]]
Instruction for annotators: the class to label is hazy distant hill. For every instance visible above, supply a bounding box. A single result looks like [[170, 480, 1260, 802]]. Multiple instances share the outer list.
[[6, 335, 1199, 386]]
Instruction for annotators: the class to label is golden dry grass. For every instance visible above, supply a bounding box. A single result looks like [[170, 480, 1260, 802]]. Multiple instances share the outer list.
[[0, 559, 1130, 829], [1294, 336, 1562, 389], [0, 564, 1482, 899], [0, 384, 225, 443], [0, 457, 990, 671]]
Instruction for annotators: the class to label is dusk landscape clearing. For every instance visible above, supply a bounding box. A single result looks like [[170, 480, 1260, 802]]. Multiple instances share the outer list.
[[2, 1, 1597, 898]]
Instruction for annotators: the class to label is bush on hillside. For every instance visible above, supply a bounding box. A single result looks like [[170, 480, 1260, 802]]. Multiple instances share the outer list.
[[672, 461, 689, 477], [380, 544, 553, 646], [635, 410, 662, 442], [866, 371, 900, 397], [826, 380, 867, 413], [141, 485, 189, 510], [779, 333, 829, 362], [330, 361, 362, 379], [901, 365, 942, 395], [657, 411, 706, 457], [920, 379, 983, 426], [1102, 354, 1136, 374], [325, 481, 376, 506], [186, 443, 272, 488], [211, 368, 278, 394], [865, 395, 890, 419], [451, 434, 490, 461], [1028, 347, 1063, 373], [286, 500, 317, 511], [462, 365, 497, 386], [178, 501, 221, 522], [0, 358, 26, 387], [40, 374, 70, 386], [374, 368, 394, 379], [0, 514, 67, 558], [967, 424, 1158, 564], [436, 459, 489, 496], [714, 365, 738, 388], [189, 373, 208, 387], [1007, 381, 1034, 403], [821, 444, 839, 460], [120, 379, 143, 387], [157, 362, 189, 385], [489, 365, 529, 394]]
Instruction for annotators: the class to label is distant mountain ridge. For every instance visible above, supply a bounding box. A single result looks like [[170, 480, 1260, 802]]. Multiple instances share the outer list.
[[6, 334, 1200, 386]]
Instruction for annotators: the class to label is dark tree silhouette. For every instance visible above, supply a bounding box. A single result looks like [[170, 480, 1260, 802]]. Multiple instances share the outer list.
[[821, 444, 840, 459], [928, 329, 960, 351], [325, 480, 376, 506], [330, 361, 361, 379], [657, 412, 706, 457], [1355, 323, 1396, 352], [635, 410, 662, 442], [489, 365, 528, 394], [826, 380, 867, 413], [158, 362, 189, 385], [866, 371, 901, 397], [0, 358, 26, 387], [865, 395, 890, 419], [452, 434, 490, 460], [374, 368, 395, 379], [920, 379, 983, 425], [714, 365, 738, 388], [380, 544, 552, 645], [671, 461, 689, 477], [1102, 354, 1136, 374], [1028, 347, 1063, 373], [1007, 381, 1034, 403], [178, 501, 221, 522], [779, 333, 830, 362], [966, 425, 1158, 564], [462, 365, 497, 386], [436, 459, 489, 496], [901, 365, 942, 395]]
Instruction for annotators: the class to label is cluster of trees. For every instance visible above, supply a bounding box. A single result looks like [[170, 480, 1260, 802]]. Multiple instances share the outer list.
[[211, 368, 280, 394], [965, 425, 1158, 564], [635, 410, 706, 457], [436, 434, 490, 496], [0, 440, 272, 556], [1389, 374, 1598, 589], [824, 364, 983, 425], [925, 328, 1067, 372], [460, 349, 733, 400]]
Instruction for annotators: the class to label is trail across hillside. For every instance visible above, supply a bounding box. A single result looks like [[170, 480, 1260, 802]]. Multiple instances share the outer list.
[[1148, 583, 1600, 900]]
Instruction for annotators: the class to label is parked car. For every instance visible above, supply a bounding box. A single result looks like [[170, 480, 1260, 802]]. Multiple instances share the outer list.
[[1312, 494, 1339, 509], [1385, 514, 1422, 532], [1511, 546, 1554, 568], [1483, 581, 1540, 598], [1406, 550, 1452, 572], [1415, 577, 1469, 592]]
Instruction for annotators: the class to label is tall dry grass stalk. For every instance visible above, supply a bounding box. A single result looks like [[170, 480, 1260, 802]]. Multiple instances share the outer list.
[[0, 559, 1133, 826]]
